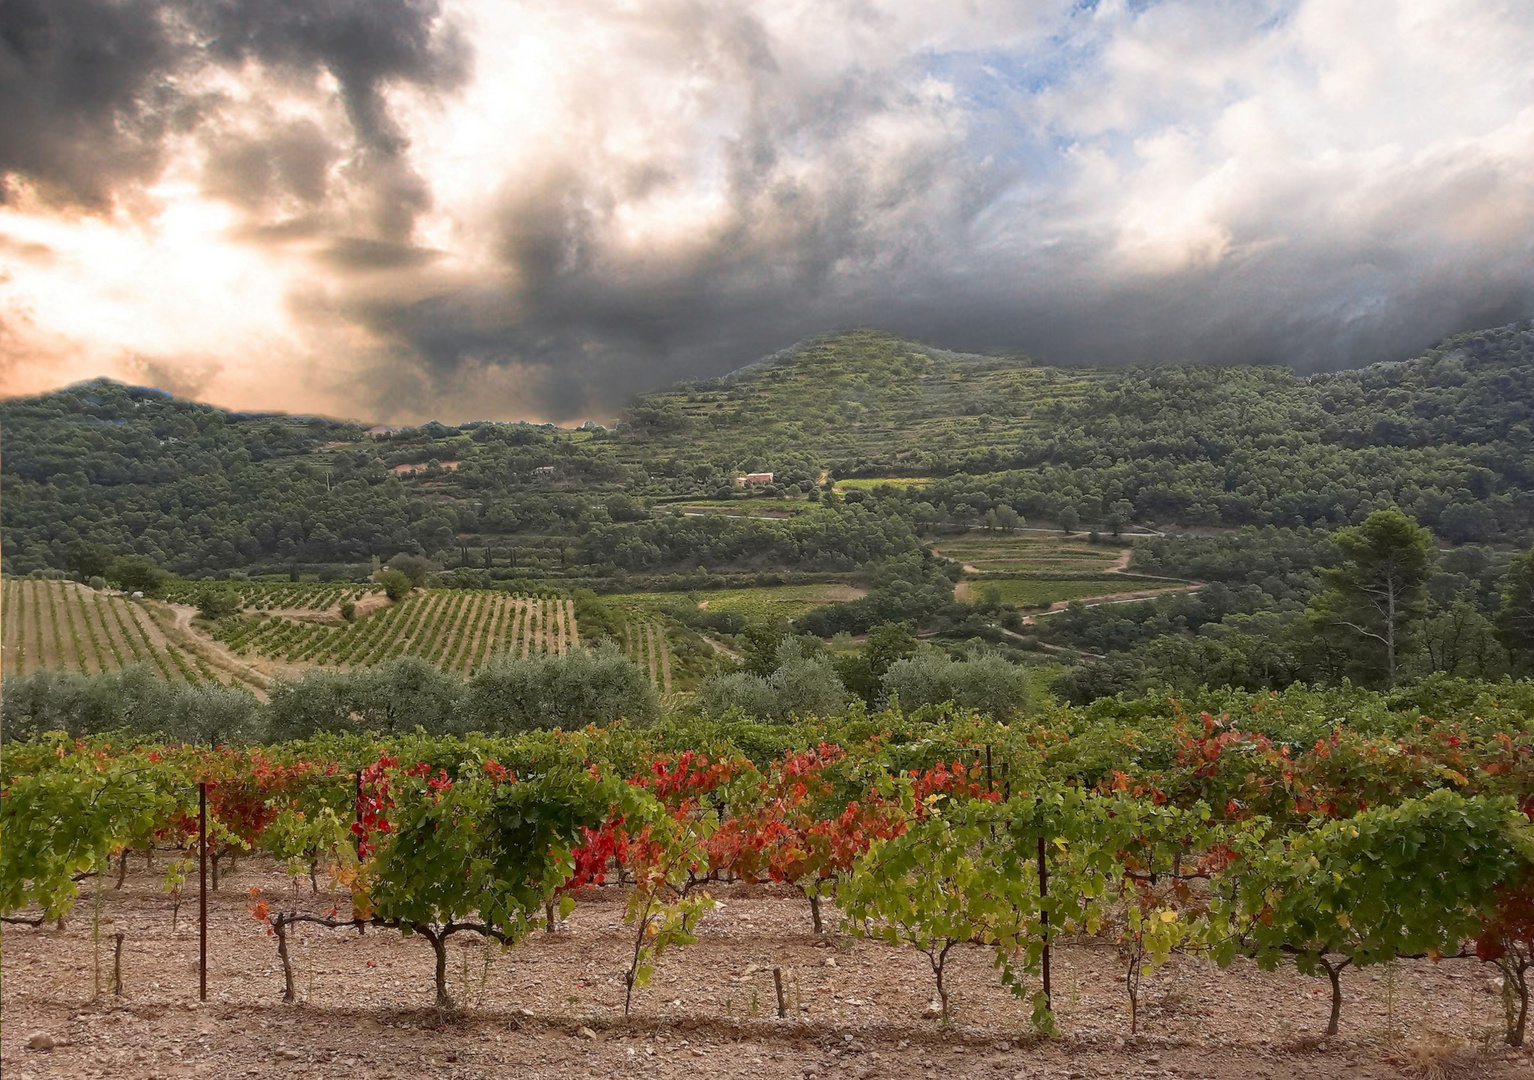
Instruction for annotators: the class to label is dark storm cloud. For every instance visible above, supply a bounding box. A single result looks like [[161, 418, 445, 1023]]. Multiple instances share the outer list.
[[0, 0, 187, 204], [4, 1, 1534, 424], [201, 119, 338, 208], [187, 0, 470, 238], [0, 0, 465, 229]]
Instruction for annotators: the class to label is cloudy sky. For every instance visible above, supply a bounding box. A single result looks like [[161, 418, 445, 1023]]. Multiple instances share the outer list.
[[2, 0, 1533, 423]]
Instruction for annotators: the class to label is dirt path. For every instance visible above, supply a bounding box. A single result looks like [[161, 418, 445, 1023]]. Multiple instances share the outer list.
[[160, 602, 272, 694], [2, 862, 1527, 1080], [702, 634, 741, 661]]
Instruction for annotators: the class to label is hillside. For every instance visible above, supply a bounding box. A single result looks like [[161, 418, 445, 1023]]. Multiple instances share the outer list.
[[3, 323, 1531, 587], [622, 325, 1534, 533]]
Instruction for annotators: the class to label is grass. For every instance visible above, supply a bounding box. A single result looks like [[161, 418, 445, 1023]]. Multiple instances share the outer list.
[[931, 532, 1124, 574], [832, 477, 934, 492], [667, 499, 812, 516], [608, 583, 866, 622]]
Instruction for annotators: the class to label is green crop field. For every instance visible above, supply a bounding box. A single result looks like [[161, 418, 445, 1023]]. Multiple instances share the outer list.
[[931, 532, 1126, 574], [966, 574, 1188, 610], [212, 591, 578, 671], [608, 582, 866, 623], [832, 476, 934, 492]]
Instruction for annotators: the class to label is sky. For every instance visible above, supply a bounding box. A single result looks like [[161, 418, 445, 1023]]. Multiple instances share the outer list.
[[2, 0, 1533, 424]]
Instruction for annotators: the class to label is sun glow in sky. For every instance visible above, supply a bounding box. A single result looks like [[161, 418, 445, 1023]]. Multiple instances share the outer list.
[[3, 0, 1534, 422]]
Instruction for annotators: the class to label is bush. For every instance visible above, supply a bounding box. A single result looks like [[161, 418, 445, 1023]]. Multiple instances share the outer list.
[[194, 586, 242, 620], [880, 651, 1033, 719], [695, 670, 779, 720], [0, 666, 260, 744], [461, 647, 659, 733], [386, 553, 434, 587], [263, 657, 460, 740], [377, 568, 412, 601], [697, 651, 848, 722], [105, 555, 165, 594]]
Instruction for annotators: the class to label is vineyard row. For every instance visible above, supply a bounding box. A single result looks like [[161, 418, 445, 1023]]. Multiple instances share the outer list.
[[216, 593, 579, 670], [160, 581, 381, 612], [0, 578, 264, 692], [3, 735, 1532, 1045], [622, 617, 673, 694]]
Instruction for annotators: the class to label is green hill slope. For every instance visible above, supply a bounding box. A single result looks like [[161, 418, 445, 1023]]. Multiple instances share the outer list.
[[3, 323, 1532, 586]]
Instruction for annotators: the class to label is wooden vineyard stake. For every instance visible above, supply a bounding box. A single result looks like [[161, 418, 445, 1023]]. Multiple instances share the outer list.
[[1038, 834, 1051, 1015], [773, 967, 787, 1018], [354, 771, 364, 859], [199, 781, 208, 1002]]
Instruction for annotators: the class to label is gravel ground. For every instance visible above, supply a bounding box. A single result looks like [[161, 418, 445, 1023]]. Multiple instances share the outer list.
[[3, 859, 1530, 1080]]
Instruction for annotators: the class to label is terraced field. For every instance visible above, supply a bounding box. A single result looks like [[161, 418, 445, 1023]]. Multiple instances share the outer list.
[[963, 575, 1185, 609], [213, 591, 578, 671], [929, 531, 1128, 574], [0, 577, 268, 691], [926, 529, 1190, 611], [622, 330, 1114, 469], [608, 583, 867, 623], [831, 476, 934, 492]]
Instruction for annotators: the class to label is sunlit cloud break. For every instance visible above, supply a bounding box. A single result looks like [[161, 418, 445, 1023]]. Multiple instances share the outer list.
[[2, 0, 1533, 423]]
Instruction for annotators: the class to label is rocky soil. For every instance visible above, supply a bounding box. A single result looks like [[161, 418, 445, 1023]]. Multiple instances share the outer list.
[[3, 859, 1529, 1080]]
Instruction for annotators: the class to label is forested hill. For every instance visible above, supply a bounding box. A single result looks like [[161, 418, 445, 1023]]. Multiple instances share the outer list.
[[2, 322, 1532, 580], [622, 324, 1534, 530]]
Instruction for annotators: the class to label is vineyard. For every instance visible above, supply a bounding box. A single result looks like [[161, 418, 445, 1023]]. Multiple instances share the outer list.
[[4, 688, 1533, 1074], [212, 591, 578, 671], [160, 581, 381, 612], [622, 617, 674, 693], [0, 577, 267, 692]]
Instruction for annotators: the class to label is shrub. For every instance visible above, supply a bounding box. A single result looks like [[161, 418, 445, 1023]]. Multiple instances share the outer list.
[[880, 652, 1033, 719], [377, 568, 412, 601], [461, 647, 659, 733]]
